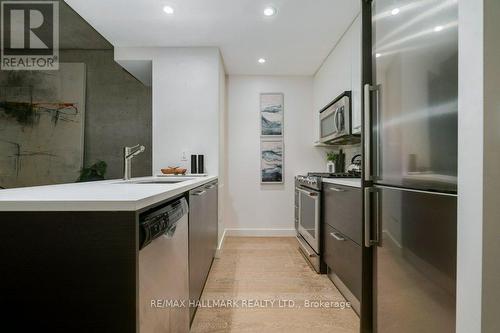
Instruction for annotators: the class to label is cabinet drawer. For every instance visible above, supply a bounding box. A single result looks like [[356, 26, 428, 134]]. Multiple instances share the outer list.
[[322, 183, 362, 245], [323, 224, 362, 300]]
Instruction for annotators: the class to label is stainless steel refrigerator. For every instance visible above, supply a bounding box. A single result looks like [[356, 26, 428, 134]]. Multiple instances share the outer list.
[[363, 0, 458, 332]]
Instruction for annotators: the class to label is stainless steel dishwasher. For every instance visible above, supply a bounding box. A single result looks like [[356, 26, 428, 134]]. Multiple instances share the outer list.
[[139, 197, 190, 333]]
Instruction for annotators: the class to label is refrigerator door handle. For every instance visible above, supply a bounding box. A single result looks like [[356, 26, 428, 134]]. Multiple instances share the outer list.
[[374, 84, 382, 179], [364, 84, 381, 181], [364, 187, 380, 247], [364, 84, 373, 180]]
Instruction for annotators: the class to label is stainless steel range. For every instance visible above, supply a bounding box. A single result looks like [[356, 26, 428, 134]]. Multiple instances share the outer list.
[[295, 172, 361, 273], [295, 175, 323, 273]]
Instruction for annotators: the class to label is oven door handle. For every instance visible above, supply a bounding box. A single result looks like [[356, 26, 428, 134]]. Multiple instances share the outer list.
[[296, 188, 319, 197]]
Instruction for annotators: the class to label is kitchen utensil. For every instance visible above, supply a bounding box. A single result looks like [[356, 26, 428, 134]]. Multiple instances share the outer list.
[[347, 154, 362, 173]]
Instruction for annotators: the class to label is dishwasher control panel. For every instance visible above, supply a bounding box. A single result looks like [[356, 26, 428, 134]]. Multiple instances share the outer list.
[[139, 198, 188, 249]]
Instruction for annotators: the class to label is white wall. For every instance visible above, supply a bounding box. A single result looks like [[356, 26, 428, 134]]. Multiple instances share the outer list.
[[457, 1, 483, 331], [151, 48, 221, 175], [217, 54, 227, 247], [457, 0, 500, 332], [224, 76, 325, 235], [482, 1, 500, 330], [115, 47, 222, 175]]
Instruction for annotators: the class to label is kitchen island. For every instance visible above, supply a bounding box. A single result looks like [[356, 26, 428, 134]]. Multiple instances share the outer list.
[[0, 176, 218, 333]]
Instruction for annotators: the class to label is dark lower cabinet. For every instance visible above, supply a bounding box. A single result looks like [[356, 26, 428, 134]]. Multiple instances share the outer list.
[[321, 183, 362, 314], [189, 181, 218, 322], [323, 224, 362, 301], [0, 211, 138, 333], [322, 183, 362, 245]]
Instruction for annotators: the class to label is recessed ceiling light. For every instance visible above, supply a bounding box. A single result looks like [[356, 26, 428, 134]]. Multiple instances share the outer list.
[[258, 58, 266, 64], [391, 8, 400, 15], [434, 25, 443, 32], [263, 7, 276, 16], [163, 6, 174, 14], [375, 53, 381, 58]]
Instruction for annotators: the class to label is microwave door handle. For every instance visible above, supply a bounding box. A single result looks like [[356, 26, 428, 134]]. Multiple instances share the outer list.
[[338, 108, 343, 131], [339, 109, 344, 131], [336, 110, 340, 132], [337, 109, 341, 131], [334, 109, 339, 132]]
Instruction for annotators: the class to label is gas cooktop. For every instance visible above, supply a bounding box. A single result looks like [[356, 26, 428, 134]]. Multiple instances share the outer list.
[[307, 172, 361, 178]]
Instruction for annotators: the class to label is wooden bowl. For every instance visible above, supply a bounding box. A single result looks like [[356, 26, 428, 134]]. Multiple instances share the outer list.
[[161, 167, 177, 175], [161, 167, 187, 175], [175, 168, 187, 175]]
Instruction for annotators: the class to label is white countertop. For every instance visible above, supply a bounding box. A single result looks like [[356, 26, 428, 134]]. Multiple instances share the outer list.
[[0, 175, 217, 211], [321, 178, 362, 188]]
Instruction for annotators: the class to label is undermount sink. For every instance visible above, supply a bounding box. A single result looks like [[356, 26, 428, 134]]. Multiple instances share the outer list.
[[133, 180, 186, 184], [117, 178, 195, 184]]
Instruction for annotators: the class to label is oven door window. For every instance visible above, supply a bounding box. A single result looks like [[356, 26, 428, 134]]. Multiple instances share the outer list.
[[321, 110, 337, 139], [298, 189, 319, 252]]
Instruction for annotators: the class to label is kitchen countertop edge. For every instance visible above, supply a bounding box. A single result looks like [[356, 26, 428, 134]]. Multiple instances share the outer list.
[[0, 176, 218, 212]]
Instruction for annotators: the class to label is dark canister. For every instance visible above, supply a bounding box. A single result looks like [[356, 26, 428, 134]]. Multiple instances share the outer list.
[[197, 155, 204, 174], [191, 155, 198, 174]]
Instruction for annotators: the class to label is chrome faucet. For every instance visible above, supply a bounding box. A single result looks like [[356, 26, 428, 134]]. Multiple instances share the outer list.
[[123, 144, 145, 180]]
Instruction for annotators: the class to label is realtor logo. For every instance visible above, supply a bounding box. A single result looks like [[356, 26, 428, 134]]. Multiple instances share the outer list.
[[1, 1, 59, 70]]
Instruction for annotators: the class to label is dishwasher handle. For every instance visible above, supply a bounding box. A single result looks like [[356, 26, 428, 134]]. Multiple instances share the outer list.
[[139, 197, 189, 250]]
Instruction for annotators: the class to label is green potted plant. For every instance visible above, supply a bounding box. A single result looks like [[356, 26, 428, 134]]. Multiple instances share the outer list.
[[326, 152, 338, 173], [77, 160, 107, 182]]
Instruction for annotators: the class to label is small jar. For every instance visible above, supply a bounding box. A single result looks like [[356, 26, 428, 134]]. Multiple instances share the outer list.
[[327, 161, 336, 173]]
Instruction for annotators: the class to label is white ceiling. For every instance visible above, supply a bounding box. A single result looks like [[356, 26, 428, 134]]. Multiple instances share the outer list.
[[64, 0, 360, 75]]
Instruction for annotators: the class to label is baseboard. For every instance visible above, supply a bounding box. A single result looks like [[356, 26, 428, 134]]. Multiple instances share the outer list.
[[223, 228, 296, 237]]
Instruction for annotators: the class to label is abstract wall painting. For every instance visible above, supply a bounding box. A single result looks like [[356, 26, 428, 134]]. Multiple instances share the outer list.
[[260, 93, 283, 136], [0, 63, 86, 188], [261, 139, 284, 184]]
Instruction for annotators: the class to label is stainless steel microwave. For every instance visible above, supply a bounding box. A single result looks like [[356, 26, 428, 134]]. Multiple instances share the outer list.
[[319, 91, 353, 144]]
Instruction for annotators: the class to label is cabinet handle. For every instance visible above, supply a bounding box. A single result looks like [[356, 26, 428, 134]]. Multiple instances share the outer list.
[[330, 232, 346, 241], [205, 185, 216, 189], [192, 190, 206, 196], [364, 187, 380, 247], [329, 187, 346, 192]]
